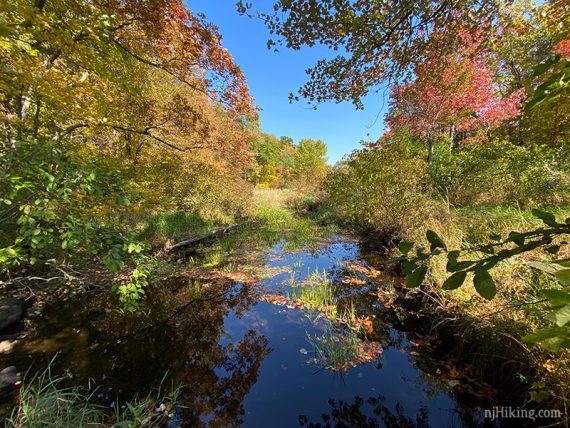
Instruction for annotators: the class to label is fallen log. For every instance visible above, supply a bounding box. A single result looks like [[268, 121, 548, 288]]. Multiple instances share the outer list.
[[166, 224, 239, 253]]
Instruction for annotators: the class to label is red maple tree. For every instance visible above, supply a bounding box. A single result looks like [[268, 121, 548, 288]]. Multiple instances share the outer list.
[[386, 32, 524, 167]]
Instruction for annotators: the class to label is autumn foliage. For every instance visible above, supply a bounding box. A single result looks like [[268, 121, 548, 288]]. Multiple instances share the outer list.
[[387, 33, 525, 146]]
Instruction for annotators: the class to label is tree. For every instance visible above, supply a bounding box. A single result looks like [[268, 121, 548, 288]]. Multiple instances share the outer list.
[[292, 139, 329, 184], [386, 34, 524, 169], [0, 0, 259, 307], [0, 0, 256, 149], [239, 0, 506, 108]]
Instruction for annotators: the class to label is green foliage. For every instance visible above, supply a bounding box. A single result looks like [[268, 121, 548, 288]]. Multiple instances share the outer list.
[[248, 134, 329, 189], [113, 254, 157, 313], [431, 139, 570, 207], [397, 211, 570, 349], [6, 363, 178, 427], [291, 139, 329, 186], [526, 57, 570, 112], [0, 138, 142, 273], [324, 144, 437, 238]]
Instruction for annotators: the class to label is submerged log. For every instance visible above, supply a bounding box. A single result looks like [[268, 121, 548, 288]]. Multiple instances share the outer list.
[[166, 224, 239, 253]]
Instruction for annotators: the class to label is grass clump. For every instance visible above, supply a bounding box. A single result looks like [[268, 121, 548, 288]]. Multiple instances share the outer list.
[[7, 365, 178, 428], [288, 269, 336, 314], [307, 330, 360, 372]]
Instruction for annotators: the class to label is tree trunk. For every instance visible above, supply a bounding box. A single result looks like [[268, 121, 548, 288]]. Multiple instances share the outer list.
[[427, 136, 434, 174], [33, 98, 41, 136]]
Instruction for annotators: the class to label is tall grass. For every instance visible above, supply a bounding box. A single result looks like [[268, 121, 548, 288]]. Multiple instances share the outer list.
[[137, 210, 216, 247], [288, 269, 336, 314], [7, 365, 178, 428]]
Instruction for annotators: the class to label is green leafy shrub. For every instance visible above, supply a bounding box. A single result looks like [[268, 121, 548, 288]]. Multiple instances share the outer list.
[[431, 139, 570, 207], [0, 138, 141, 273], [324, 145, 441, 239]]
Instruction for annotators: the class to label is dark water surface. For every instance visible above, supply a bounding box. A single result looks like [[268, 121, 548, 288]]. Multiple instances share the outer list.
[[0, 231, 521, 427]]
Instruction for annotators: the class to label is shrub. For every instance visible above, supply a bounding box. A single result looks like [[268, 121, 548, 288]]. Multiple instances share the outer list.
[[0, 138, 140, 273], [431, 139, 570, 207], [324, 145, 441, 240]]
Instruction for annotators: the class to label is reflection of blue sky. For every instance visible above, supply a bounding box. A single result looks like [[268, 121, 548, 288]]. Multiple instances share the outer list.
[[218, 238, 475, 427]]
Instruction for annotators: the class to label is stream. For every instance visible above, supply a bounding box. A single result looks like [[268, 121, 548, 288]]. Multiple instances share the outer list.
[[0, 225, 535, 427]]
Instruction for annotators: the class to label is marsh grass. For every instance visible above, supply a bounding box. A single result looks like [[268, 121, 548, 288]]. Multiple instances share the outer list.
[[288, 269, 336, 315], [138, 210, 216, 247], [307, 329, 360, 372], [7, 364, 179, 428]]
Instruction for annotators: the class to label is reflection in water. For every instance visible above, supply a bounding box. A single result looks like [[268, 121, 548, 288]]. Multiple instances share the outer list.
[[0, 227, 519, 426], [299, 395, 431, 428]]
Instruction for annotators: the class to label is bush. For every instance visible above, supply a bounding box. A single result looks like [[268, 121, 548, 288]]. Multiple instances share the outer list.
[[431, 139, 570, 207], [0, 138, 140, 273], [133, 148, 253, 224], [324, 145, 441, 239]]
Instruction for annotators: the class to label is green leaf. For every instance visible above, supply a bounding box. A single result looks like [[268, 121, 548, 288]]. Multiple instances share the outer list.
[[115, 195, 130, 206], [447, 260, 475, 272], [398, 241, 414, 255], [555, 305, 570, 327], [406, 266, 427, 288], [473, 268, 496, 300], [546, 245, 561, 254], [442, 271, 467, 291], [554, 269, 570, 286], [446, 250, 460, 267], [426, 229, 446, 251], [402, 260, 417, 275], [531, 56, 560, 77], [523, 328, 558, 343], [531, 209, 558, 227], [541, 289, 570, 307]]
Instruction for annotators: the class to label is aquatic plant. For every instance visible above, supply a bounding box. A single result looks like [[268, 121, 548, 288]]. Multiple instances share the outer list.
[[287, 269, 336, 315]]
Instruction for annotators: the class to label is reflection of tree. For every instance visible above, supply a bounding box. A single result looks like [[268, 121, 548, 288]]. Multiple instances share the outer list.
[[299, 395, 430, 428], [8, 275, 271, 427]]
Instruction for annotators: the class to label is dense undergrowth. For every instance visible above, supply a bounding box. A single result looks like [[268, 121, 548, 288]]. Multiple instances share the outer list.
[[321, 136, 570, 409]]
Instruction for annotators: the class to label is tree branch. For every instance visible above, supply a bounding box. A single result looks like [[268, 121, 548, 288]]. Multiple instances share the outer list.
[[59, 121, 204, 152]]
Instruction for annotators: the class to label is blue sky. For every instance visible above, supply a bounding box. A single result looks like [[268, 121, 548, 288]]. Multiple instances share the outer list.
[[187, 1, 388, 164]]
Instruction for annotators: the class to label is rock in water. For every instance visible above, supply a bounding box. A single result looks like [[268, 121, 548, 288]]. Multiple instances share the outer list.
[[0, 366, 20, 395], [0, 299, 27, 333]]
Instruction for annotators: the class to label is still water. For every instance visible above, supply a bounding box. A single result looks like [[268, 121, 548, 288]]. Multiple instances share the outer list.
[[0, 229, 521, 427]]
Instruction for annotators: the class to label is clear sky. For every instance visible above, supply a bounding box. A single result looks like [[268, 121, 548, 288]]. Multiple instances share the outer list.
[[187, 1, 388, 164]]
